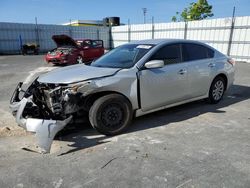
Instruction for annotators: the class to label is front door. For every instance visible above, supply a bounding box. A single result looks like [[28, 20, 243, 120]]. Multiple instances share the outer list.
[[139, 44, 189, 112]]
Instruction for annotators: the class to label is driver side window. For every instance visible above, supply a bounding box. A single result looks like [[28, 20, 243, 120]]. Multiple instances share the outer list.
[[149, 44, 182, 65]]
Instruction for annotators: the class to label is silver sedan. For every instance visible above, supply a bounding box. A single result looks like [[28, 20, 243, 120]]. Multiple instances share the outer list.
[[10, 39, 235, 153]]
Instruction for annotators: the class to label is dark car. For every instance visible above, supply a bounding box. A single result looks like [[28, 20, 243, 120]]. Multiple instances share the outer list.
[[22, 43, 39, 55], [45, 35, 104, 65]]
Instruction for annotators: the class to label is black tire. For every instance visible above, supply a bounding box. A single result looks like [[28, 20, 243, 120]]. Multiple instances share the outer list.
[[89, 94, 133, 136], [208, 76, 226, 104]]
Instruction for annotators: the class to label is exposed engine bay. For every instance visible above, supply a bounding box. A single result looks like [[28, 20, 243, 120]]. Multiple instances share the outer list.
[[24, 80, 84, 119], [47, 47, 74, 56]]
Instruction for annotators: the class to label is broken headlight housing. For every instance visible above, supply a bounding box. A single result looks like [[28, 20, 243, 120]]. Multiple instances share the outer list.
[[41, 81, 93, 116]]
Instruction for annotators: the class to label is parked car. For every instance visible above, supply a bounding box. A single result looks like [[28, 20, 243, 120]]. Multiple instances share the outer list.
[[10, 39, 235, 153], [22, 43, 39, 55], [45, 35, 104, 65]]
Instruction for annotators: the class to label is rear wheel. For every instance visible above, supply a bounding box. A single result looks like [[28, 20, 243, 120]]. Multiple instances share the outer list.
[[208, 76, 226, 104], [89, 94, 132, 136], [76, 55, 83, 64]]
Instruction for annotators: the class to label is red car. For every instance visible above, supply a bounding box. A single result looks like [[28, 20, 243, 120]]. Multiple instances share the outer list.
[[45, 35, 104, 65]]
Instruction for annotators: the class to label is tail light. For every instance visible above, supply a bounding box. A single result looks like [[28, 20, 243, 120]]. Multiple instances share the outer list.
[[227, 58, 236, 66]]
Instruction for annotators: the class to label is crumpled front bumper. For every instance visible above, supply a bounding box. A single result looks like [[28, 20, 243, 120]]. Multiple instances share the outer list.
[[9, 82, 72, 153]]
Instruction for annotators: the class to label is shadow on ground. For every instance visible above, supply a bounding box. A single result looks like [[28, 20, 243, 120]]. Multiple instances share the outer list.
[[55, 84, 250, 155]]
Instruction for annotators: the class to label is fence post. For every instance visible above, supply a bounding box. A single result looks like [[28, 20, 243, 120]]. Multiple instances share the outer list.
[[184, 21, 188, 39], [69, 19, 72, 37], [152, 17, 155, 39], [227, 6, 236, 56], [97, 29, 100, 40], [19, 35, 23, 54], [128, 19, 131, 42], [109, 25, 112, 50], [35, 17, 40, 46]]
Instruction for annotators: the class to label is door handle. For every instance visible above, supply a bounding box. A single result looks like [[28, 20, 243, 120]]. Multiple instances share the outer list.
[[208, 63, 215, 68], [178, 69, 187, 75]]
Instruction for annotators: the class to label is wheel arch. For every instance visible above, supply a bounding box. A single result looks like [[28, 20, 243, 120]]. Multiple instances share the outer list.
[[213, 73, 228, 91], [84, 91, 133, 111]]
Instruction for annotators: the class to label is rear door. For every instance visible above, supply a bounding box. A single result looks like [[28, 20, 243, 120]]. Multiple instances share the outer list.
[[139, 43, 189, 112], [182, 43, 216, 98]]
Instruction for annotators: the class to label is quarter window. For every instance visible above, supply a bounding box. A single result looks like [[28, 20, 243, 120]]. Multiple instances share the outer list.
[[182, 43, 214, 61], [149, 44, 181, 65]]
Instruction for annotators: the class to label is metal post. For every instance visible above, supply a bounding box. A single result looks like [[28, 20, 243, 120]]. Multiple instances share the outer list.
[[109, 25, 112, 50], [184, 21, 188, 39], [19, 35, 23, 54], [97, 29, 100, 40], [152, 17, 155, 39], [227, 6, 236, 56], [69, 19, 72, 37], [128, 19, 131, 42], [35, 17, 40, 46]]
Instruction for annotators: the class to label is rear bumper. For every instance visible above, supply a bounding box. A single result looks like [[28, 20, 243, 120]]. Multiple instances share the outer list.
[[10, 82, 72, 153], [226, 66, 235, 90]]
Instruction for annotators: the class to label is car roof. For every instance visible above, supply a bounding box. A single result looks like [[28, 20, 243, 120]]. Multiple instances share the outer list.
[[129, 39, 208, 46], [75, 39, 102, 41]]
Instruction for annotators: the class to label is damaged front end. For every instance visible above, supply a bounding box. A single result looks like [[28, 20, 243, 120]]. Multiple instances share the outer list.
[[9, 80, 90, 153]]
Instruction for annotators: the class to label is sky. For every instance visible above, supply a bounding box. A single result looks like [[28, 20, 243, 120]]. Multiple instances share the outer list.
[[0, 0, 250, 25]]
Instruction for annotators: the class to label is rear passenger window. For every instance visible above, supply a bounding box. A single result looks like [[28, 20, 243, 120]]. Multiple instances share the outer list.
[[149, 44, 181, 65], [182, 43, 214, 61]]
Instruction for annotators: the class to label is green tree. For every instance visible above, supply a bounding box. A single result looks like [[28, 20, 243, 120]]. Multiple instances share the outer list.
[[172, 0, 214, 22]]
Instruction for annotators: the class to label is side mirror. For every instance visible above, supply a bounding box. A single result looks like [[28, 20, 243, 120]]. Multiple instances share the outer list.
[[144, 60, 164, 69]]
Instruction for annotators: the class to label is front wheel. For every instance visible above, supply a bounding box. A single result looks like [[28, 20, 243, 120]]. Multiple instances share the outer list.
[[89, 94, 133, 136], [208, 76, 226, 104]]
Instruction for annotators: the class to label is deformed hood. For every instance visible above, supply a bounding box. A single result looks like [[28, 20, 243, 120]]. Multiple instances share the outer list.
[[38, 64, 120, 84], [52, 35, 78, 47]]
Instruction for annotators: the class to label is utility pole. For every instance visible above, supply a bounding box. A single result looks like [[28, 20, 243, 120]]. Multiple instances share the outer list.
[[142, 8, 147, 24]]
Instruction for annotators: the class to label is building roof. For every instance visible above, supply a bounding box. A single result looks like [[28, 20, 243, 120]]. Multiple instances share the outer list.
[[62, 20, 103, 26]]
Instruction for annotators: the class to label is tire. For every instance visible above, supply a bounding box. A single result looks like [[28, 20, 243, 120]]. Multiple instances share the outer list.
[[89, 94, 133, 136], [208, 76, 226, 104], [76, 55, 83, 64]]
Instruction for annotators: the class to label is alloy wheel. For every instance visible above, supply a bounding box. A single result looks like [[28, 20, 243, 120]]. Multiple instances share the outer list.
[[212, 80, 224, 101]]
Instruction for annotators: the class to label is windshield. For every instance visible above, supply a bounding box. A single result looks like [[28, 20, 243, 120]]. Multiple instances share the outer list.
[[91, 44, 154, 68]]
